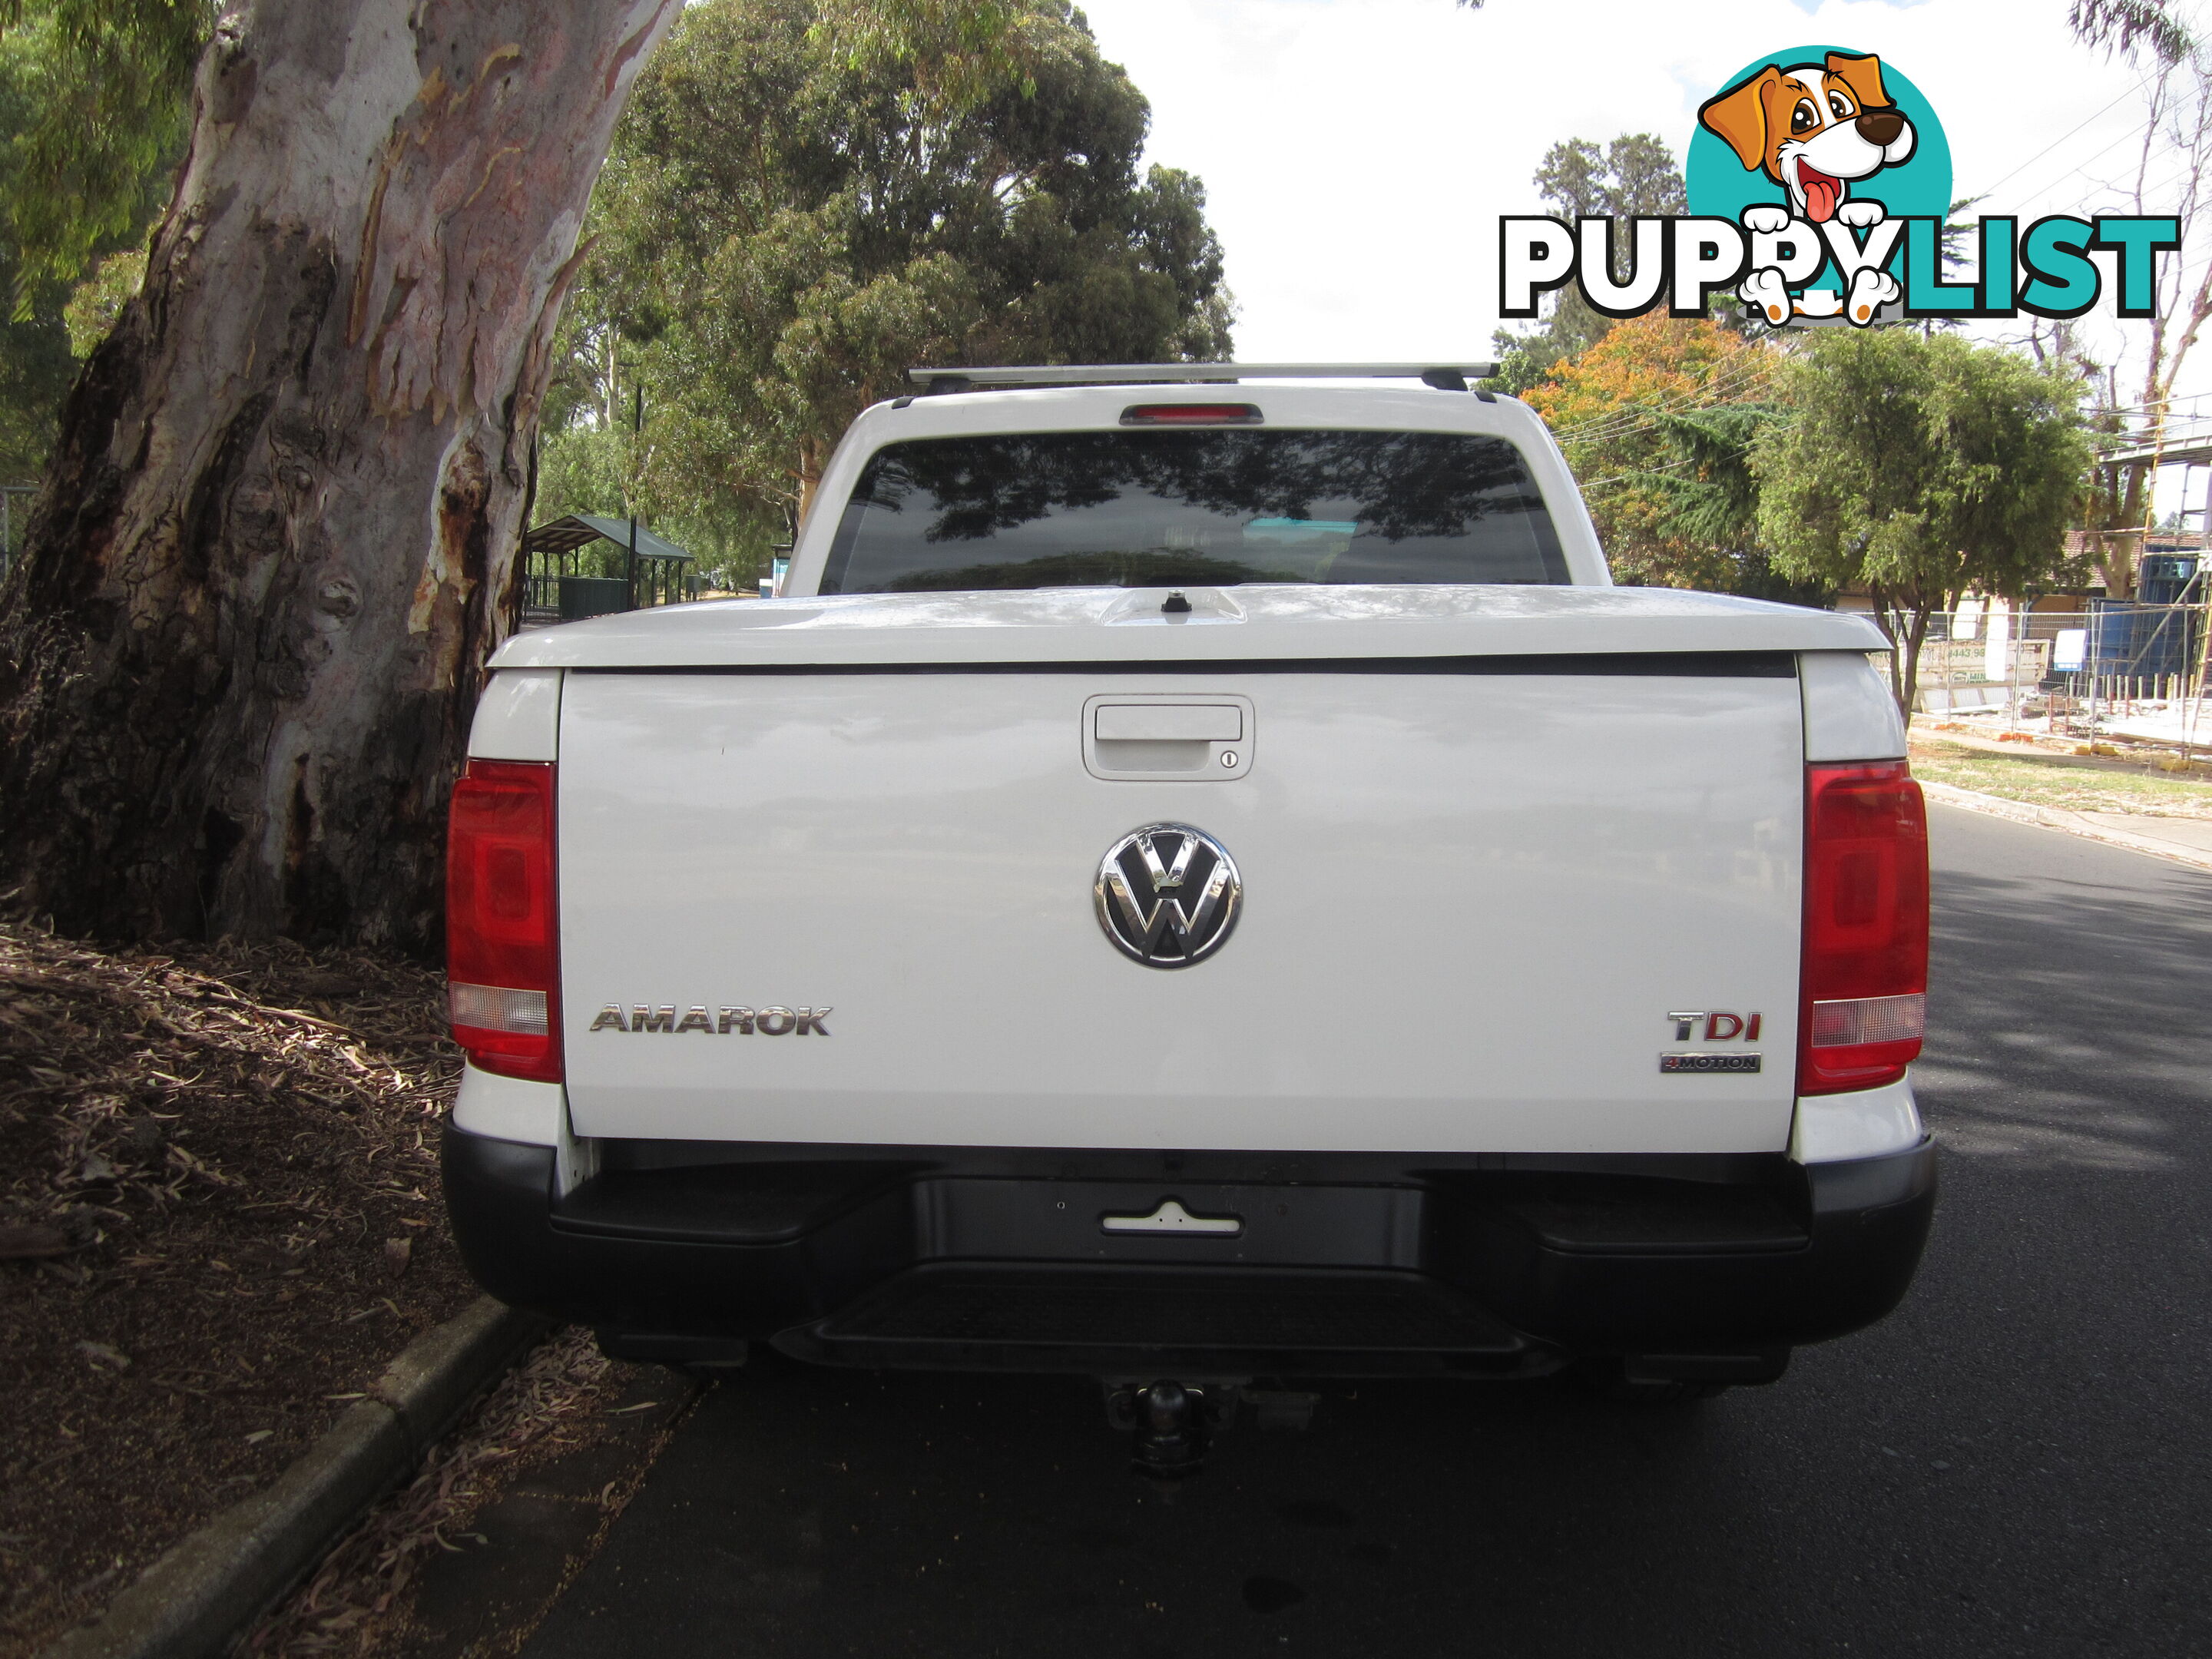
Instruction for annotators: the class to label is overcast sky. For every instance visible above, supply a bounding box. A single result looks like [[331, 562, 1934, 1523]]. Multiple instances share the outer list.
[[1075, 0, 2197, 446]]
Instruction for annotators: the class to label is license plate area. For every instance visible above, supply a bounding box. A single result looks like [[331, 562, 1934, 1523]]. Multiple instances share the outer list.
[[913, 1179, 1422, 1267]]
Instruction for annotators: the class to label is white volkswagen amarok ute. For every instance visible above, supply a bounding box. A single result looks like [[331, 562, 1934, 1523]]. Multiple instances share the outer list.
[[441, 364, 1934, 1419]]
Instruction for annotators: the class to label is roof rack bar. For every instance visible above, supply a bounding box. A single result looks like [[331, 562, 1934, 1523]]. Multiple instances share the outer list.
[[907, 362, 1498, 389]]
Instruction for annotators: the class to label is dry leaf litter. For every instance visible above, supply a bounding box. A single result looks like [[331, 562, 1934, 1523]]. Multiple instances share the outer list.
[[242, 1330, 676, 1657], [0, 919, 475, 1658]]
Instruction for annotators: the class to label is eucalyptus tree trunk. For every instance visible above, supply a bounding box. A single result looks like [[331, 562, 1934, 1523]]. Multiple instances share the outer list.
[[0, 0, 678, 949], [796, 434, 826, 527], [1868, 583, 1936, 719]]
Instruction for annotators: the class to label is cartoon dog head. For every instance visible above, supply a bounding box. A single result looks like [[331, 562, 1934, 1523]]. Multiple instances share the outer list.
[[1698, 51, 1916, 224]]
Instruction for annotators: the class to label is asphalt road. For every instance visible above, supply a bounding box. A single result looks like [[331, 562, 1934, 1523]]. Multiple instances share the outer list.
[[512, 808, 2212, 1658]]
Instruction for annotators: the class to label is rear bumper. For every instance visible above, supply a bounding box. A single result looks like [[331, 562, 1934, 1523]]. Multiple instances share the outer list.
[[442, 1125, 1935, 1377]]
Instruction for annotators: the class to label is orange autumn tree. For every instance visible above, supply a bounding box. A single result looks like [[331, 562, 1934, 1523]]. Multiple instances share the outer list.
[[1523, 314, 1790, 593]]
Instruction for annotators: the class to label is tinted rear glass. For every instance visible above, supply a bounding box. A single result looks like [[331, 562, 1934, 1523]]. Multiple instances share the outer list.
[[819, 429, 1568, 594]]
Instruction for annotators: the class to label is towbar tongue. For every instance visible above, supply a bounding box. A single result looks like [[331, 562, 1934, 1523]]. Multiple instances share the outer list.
[[1131, 1380, 1207, 1479], [1104, 1380, 1231, 1479]]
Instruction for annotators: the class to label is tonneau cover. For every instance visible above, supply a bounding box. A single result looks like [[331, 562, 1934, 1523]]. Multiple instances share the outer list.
[[493, 584, 1886, 671]]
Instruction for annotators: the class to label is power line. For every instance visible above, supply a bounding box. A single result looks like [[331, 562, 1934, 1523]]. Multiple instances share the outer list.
[[1554, 396, 1767, 462], [1578, 439, 1767, 494], [1972, 70, 2159, 208], [2098, 390, 2212, 413], [2012, 122, 2184, 216], [2104, 138, 2212, 211], [1552, 349, 1773, 436], [1979, 86, 2193, 219], [1551, 353, 1776, 448], [1559, 339, 2208, 469], [2089, 406, 2212, 431], [1581, 455, 1707, 493]]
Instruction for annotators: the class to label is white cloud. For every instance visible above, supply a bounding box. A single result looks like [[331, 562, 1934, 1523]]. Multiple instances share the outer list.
[[1080, 0, 2212, 515], [1079, 0, 2154, 356]]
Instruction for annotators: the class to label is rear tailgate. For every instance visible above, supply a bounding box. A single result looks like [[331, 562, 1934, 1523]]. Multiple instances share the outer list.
[[557, 659, 1803, 1153]]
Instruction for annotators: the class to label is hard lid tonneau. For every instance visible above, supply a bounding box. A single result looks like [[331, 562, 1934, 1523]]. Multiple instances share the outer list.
[[492, 585, 1887, 671]]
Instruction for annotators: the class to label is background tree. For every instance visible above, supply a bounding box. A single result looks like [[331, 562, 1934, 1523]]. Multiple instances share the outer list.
[[2055, 0, 2204, 595], [0, 0, 1177, 950], [1754, 329, 2090, 714], [1519, 314, 1800, 594], [1637, 403, 1831, 604], [0, 0, 694, 950], [1488, 134, 1685, 395], [0, 2, 205, 491], [0, 0, 209, 307], [538, 0, 1231, 574], [0, 49, 75, 488], [2071, 0, 2193, 65]]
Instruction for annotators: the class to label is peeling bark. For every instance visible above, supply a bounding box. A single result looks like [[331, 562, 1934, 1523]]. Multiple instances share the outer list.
[[0, 0, 679, 949], [794, 434, 826, 528]]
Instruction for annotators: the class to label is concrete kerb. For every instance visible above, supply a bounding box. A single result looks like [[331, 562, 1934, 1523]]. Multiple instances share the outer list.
[[1922, 780, 2212, 873], [40, 1296, 550, 1659]]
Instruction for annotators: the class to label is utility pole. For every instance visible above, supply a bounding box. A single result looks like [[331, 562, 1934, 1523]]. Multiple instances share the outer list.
[[626, 379, 642, 611]]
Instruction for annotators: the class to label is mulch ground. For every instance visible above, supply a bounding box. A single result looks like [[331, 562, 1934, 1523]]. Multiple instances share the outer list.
[[0, 919, 477, 1659]]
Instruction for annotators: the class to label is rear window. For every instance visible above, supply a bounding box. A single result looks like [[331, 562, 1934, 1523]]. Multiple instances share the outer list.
[[818, 429, 1569, 594]]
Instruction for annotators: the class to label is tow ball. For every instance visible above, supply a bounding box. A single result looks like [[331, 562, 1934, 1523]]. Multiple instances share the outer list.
[[1111, 1379, 1212, 1478], [1105, 1380, 1320, 1477]]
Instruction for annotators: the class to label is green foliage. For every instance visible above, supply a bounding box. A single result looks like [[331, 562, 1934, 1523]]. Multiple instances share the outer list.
[[0, 33, 93, 477], [812, 0, 1038, 106], [549, 0, 1233, 548], [1535, 134, 1687, 225], [1522, 313, 1801, 595], [0, 1, 197, 485], [1753, 328, 2091, 705], [2070, 0, 2194, 65], [1488, 134, 1685, 396], [0, 283, 67, 484], [533, 422, 789, 591], [1639, 406, 1766, 549], [533, 426, 631, 546], [61, 246, 142, 356], [1634, 405, 1828, 604], [0, 0, 207, 313]]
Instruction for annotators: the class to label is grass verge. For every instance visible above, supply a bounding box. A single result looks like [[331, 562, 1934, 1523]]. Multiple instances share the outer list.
[[1909, 740, 2212, 820]]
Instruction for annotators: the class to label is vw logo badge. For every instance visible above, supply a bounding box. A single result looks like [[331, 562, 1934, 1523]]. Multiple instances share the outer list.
[[1094, 823, 1242, 969]]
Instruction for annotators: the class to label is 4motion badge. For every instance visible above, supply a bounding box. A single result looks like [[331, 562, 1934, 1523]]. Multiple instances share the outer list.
[[1661, 1008, 1762, 1074], [1095, 823, 1241, 968], [1661, 1052, 1762, 1075]]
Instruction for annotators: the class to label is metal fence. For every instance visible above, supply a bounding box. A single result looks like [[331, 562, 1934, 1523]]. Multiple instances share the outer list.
[[1912, 601, 2210, 738]]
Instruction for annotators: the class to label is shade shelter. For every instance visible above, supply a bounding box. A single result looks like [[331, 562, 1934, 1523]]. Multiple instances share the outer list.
[[520, 514, 695, 623]]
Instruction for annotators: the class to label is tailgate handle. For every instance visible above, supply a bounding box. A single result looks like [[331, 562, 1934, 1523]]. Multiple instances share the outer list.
[[1100, 1197, 1243, 1237], [1094, 704, 1242, 743]]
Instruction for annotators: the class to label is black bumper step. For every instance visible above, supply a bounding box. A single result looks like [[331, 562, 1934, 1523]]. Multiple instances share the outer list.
[[774, 1263, 1547, 1376]]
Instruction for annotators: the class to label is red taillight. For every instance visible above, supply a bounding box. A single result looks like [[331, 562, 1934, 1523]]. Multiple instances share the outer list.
[[1799, 761, 1929, 1096], [447, 759, 561, 1083], [1120, 403, 1263, 426]]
